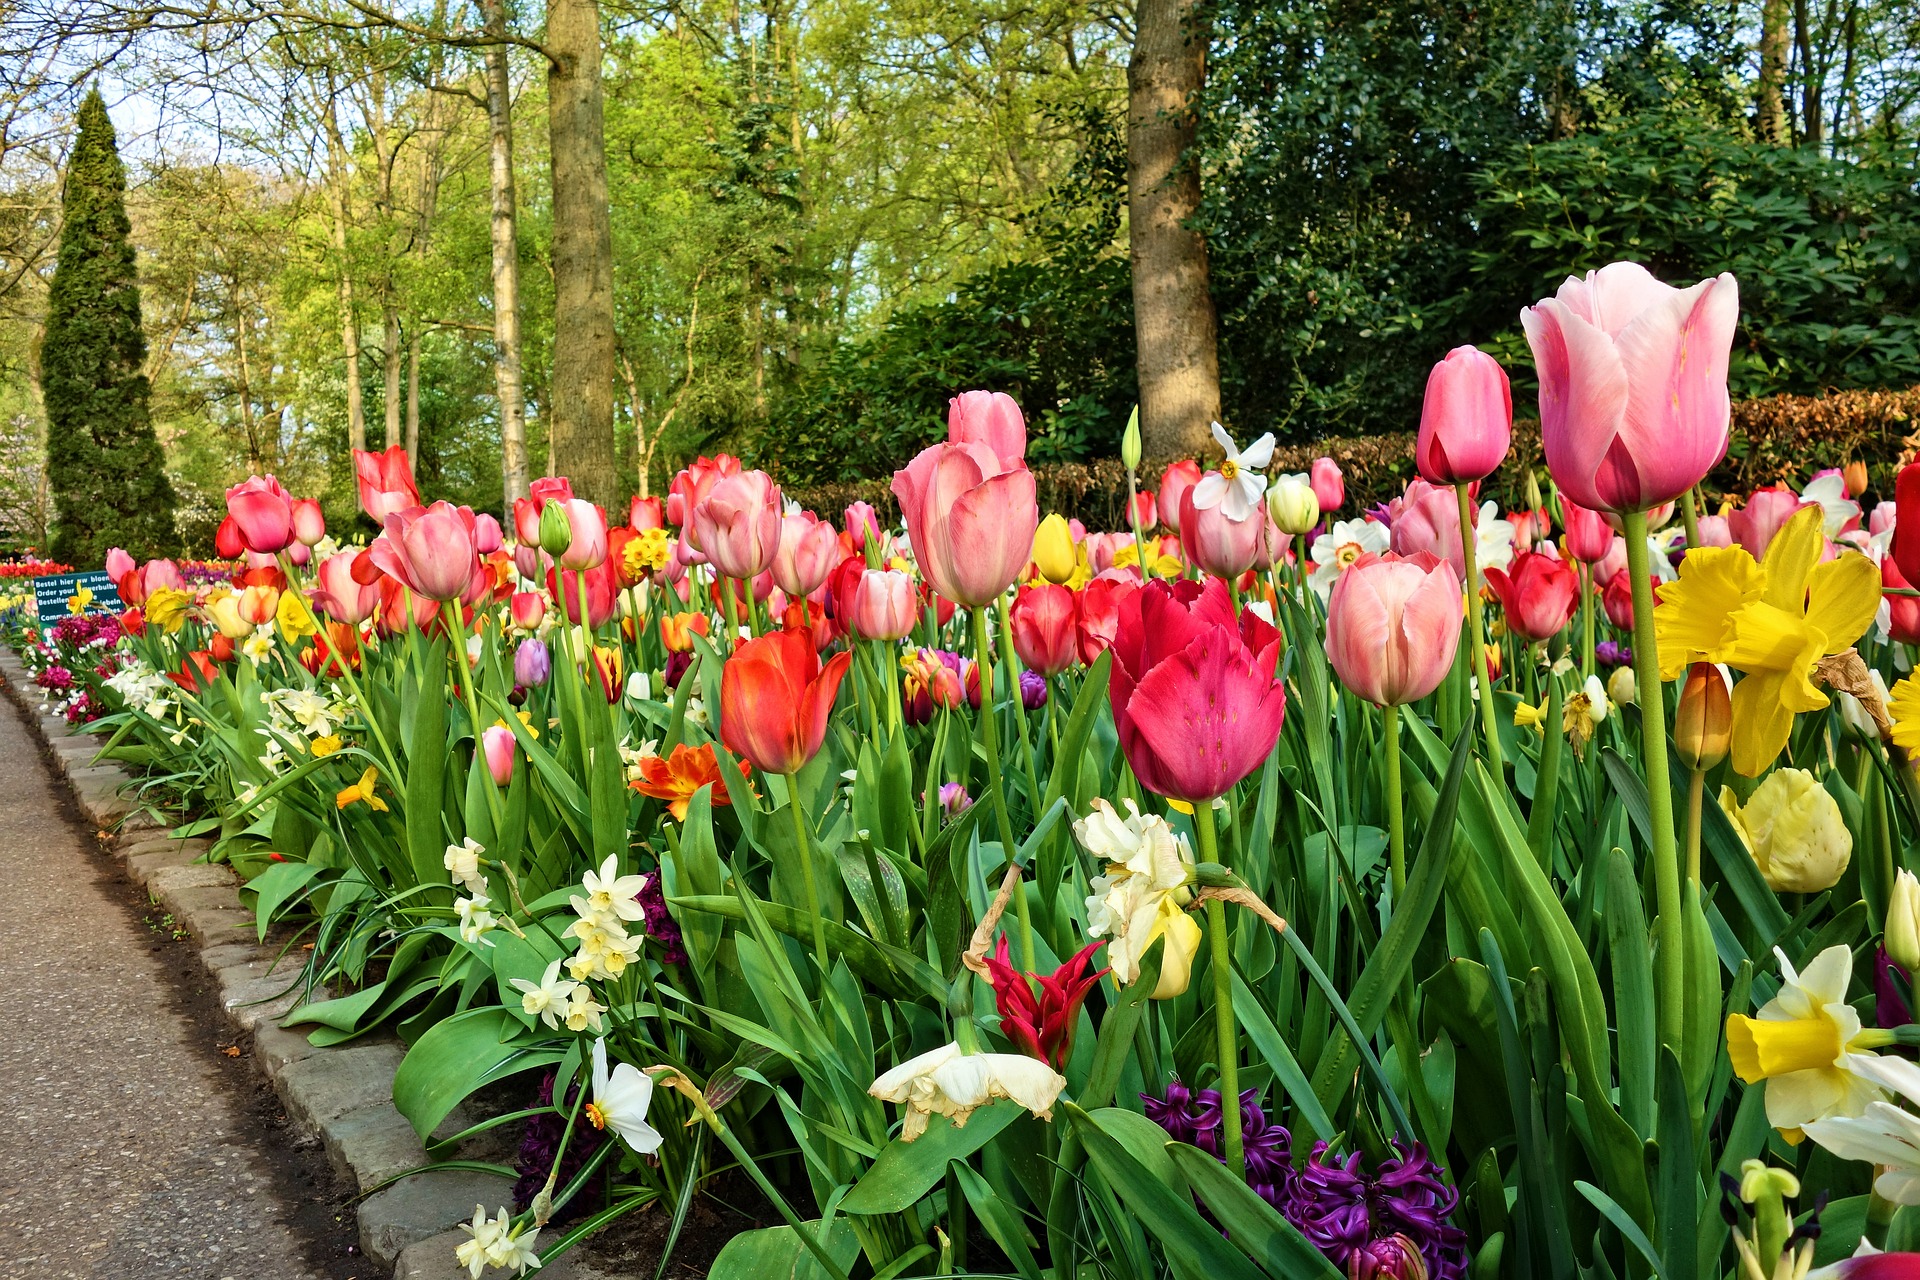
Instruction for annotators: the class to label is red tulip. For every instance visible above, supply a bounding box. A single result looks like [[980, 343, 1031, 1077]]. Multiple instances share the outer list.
[[1560, 496, 1613, 563], [510, 591, 546, 630], [982, 936, 1106, 1070], [1484, 550, 1577, 643], [1157, 460, 1203, 532], [213, 515, 245, 560], [1009, 584, 1077, 676], [225, 475, 296, 554], [1729, 486, 1808, 559], [1179, 486, 1263, 580], [1109, 578, 1287, 802], [948, 390, 1027, 467], [1417, 346, 1512, 484], [891, 440, 1037, 608], [1311, 456, 1344, 514], [692, 470, 782, 581], [353, 446, 421, 524], [629, 495, 665, 531], [209, 633, 235, 663], [1127, 490, 1157, 532], [312, 549, 379, 625], [170, 650, 221, 693], [1075, 573, 1139, 665], [1884, 555, 1920, 645], [720, 628, 853, 775], [119, 608, 145, 636], [1325, 551, 1462, 706], [1893, 464, 1920, 588], [1389, 479, 1465, 581], [291, 498, 326, 547], [547, 561, 619, 629], [852, 569, 917, 641], [1523, 262, 1738, 514], [371, 502, 481, 602], [1602, 573, 1635, 630], [773, 513, 840, 599]]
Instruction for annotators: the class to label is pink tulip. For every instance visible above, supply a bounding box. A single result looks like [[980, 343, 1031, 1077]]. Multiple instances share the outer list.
[[1484, 550, 1577, 643], [773, 514, 840, 599], [1522, 262, 1739, 514], [1602, 574, 1634, 629], [1592, 535, 1628, 587], [668, 455, 741, 538], [225, 475, 296, 554], [473, 513, 504, 555], [1311, 457, 1344, 514], [1560, 496, 1613, 563], [556, 499, 608, 571], [852, 569, 917, 640], [354, 446, 421, 525], [844, 500, 881, 551], [1692, 514, 1733, 548], [629, 495, 665, 531], [1388, 479, 1464, 581], [105, 547, 135, 582], [891, 440, 1038, 608], [287, 541, 312, 568], [1180, 485, 1264, 579], [1009, 584, 1077, 677], [1109, 577, 1287, 802], [1084, 532, 1133, 576], [1128, 491, 1157, 531], [691, 471, 782, 581], [510, 591, 546, 630], [1248, 512, 1288, 573], [1417, 346, 1512, 484], [1871, 501, 1897, 537], [948, 390, 1027, 466], [312, 550, 379, 625], [371, 502, 480, 602], [1325, 551, 1463, 706], [1728, 486, 1808, 558], [291, 498, 326, 547], [1157, 460, 1203, 532], [482, 724, 515, 786]]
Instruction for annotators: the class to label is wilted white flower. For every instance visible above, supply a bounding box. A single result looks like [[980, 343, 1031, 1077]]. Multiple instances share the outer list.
[[868, 1042, 1067, 1141]]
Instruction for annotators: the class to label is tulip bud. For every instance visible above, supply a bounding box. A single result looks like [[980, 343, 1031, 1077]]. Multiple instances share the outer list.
[[290, 498, 326, 547], [513, 637, 552, 687], [1606, 664, 1635, 708], [1031, 513, 1077, 585], [481, 724, 516, 787], [1845, 460, 1869, 499], [1888, 870, 1920, 971], [538, 501, 573, 558], [1674, 662, 1731, 772], [1266, 473, 1320, 536], [1121, 406, 1142, 471], [215, 516, 246, 560], [509, 591, 546, 631], [1720, 768, 1852, 894]]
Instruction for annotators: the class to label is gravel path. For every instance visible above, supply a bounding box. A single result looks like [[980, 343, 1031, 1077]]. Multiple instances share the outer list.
[[0, 701, 342, 1280]]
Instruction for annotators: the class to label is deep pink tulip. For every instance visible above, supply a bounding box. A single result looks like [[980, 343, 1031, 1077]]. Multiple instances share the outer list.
[[1417, 346, 1512, 484], [691, 470, 782, 581], [1311, 457, 1344, 514], [312, 549, 379, 625], [948, 390, 1027, 467], [1108, 577, 1286, 802], [773, 514, 840, 599], [372, 502, 480, 602], [1602, 573, 1635, 629], [291, 498, 326, 547], [844, 500, 881, 551], [1896, 464, 1920, 587], [852, 569, 917, 640], [1693, 514, 1733, 548], [473, 512, 504, 556], [556, 499, 608, 571], [353, 446, 421, 525], [1249, 511, 1288, 572], [667, 455, 739, 538], [288, 541, 312, 568], [1179, 485, 1264, 579], [891, 440, 1038, 608], [1522, 261, 1739, 514], [1560, 496, 1614, 563], [1484, 551, 1577, 643], [225, 475, 296, 554], [1388, 479, 1465, 581], [630, 495, 665, 531], [1157, 460, 1203, 533], [482, 724, 516, 786], [1728, 486, 1808, 558], [1325, 551, 1462, 706], [1075, 572, 1140, 665], [509, 591, 546, 630], [546, 561, 619, 629], [1010, 584, 1077, 677]]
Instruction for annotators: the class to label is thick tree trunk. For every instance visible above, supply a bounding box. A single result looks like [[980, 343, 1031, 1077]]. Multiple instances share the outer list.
[[406, 329, 421, 468], [383, 308, 403, 450], [482, 0, 530, 507], [546, 0, 619, 503], [1127, 0, 1221, 461], [1757, 0, 1790, 140]]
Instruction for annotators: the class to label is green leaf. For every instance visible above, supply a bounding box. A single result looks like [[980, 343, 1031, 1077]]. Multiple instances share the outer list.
[[1169, 1144, 1343, 1280], [706, 1219, 860, 1280], [391, 1007, 564, 1139], [1231, 971, 1334, 1140], [1606, 846, 1656, 1138], [949, 1159, 1043, 1280], [406, 639, 450, 893], [839, 1104, 1022, 1215], [245, 859, 324, 941]]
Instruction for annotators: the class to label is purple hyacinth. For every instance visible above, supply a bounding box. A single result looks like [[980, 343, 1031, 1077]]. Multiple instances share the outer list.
[[512, 1071, 606, 1220], [1142, 1078, 1225, 1152], [1595, 639, 1632, 668], [1289, 1140, 1467, 1280], [1145, 1083, 1291, 1209], [637, 871, 687, 966]]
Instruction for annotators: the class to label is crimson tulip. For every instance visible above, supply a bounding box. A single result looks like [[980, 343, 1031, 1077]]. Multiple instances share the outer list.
[[720, 628, 853, 775], [948, 389, 1027, 466], [891, 440, 1037, 608], [982, 936, 1106, 1070], [1009, 584, 1077, 676], [1485, 550, 1577, 643], [1325, 551, 1462, 706], [371, 502, 480, 602], [353, 446, 421, 524], [1602, 573, 1634, 630], [214, 515, 245, 560], [1893, 463, 1920, 587], [1157, 460, 1202, 533], [1417, 345, 1512, 484], [1886, 556, 1920, 645], [225, 475, 296, 554], [1108, 578, 1287, 802]]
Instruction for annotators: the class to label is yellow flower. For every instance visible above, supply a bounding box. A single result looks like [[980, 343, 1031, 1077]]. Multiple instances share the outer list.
[[310, 735, 342, 758], [276, 589, 318, 642], [492, 711, 538, 741], [622, 527, 671, 579], [1111, 542, 1183, 581], [336, 766, 388, 812], [1562, 675, 1611, 759], [205, 590, 254, 640], [143, 587, 193, 633], [67, 585, 93, 614], [1887, 869, 1920, 972], [1032, 513, 1077, 585], [1654, 545, 1766, 680], [1719, 767, 1851, 893], [1889, 673, 1920, 756], [1513, 700, 1546, 733], [1726, 944, 1893, 1133]]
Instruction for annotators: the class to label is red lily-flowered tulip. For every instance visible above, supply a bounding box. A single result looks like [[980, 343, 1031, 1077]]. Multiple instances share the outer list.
[[720, 628, 853, 775], [982, 937, 1107, 1070], [170, 650, 221, 693]]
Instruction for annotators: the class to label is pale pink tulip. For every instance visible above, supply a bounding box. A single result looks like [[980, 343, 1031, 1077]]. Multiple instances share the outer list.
[[852, 569, 917, 640], [1157, 460, 1203, 533], [1180, 485, 1264, 579], [290, 498, 326, 547], [1593, 535, 1628, 586], [948, 390, 1027, 466], [1728, 487, 1808, 559], [1692, 514, 1733, 548], [482, 724, 515, 786], [691, 471, 782, 581], [1417, 346, 1512, 484], [891, 441, 1038, 607], [558, 499, 608, 571], [773, 514, 840, 599], [1325, 551, 1463, 706]]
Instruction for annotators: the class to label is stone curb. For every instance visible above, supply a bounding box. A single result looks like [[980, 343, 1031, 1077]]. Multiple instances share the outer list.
[[0, 646, 619, 1279]]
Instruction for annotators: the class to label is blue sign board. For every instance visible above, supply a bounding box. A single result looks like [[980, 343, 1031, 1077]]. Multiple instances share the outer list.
[[31, 571, 123, 620]]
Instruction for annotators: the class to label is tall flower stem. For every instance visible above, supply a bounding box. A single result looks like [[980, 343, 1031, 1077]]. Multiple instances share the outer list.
[[1579, 562, 1595, 679], [1384, 703, 1405, 901], [1455, 485, 1503, 772], [972, 604, 1034, 970], [443, 600, 505, 828], [1680, 488, 1703, 552], [276, 553, 403, 782], [995, 593, 1045, 811], [1623, 508, 1684, 1051], [1686, 767, 1705, 886], [784, 772, 830, 971], [1194, 800, 1242, 1179]]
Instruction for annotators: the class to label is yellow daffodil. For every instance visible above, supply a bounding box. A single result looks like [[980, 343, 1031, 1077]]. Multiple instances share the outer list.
[[276, 589, 318, 642], [310, 734, 342, 757], [492, 711, 538, 741], [1726, 944, 1893, 1134], [143, 587, 193, 633], [1111, 542, 1184, 580], [1513, 700, 1546, 733], [66, 584, 93, 614], [336, 766, 388, 812], [1888, 673, 1920, 756], [1655, 546, 1766, 679]]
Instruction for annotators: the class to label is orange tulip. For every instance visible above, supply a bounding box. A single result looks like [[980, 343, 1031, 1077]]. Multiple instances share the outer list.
[[630, 742, 749, 821], [661, 611, 710, 653], [720, 629, 852, 776]]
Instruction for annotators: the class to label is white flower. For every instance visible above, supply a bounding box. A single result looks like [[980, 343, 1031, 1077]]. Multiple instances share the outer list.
[[242, 627, 274, 665], [267, 687, 340, 737], [562, 917, 644, 982], [1309, 518, 1390, 599], [1804, 1053, 1920, 1204], [869, 1042, 1068, 1141], [444, 837, 488, 896], [1188, 422, 1276, 522], [507, 959, 578, 1029], [454, 1205, 542, 1277], [1728, 945, 1891, 1132], [624, 671, 652, 703], [1077, 799, 1200, 994], [1473, 500, 1516, 580], [456, 894, 498, 946], [1075, 799, 1193, 909], [573, 855, 647, 926], [588, 1038, 662, 1153], [1801, 471, 1862, 540], [563, 986, 607, 1033]]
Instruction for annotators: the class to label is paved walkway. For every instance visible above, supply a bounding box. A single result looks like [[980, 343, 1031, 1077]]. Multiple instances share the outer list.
[[0, 700, 337, 1280]]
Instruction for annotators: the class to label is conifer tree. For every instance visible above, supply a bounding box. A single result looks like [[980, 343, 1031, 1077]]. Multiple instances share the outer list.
[[41, 88, 177, 565]]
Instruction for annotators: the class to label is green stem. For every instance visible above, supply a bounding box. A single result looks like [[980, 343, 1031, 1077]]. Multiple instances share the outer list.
[[1456, 484, 1503, 773], [1580, 562, 1595, 680], [442, 601, 505, 828], [276, 552, 403, 782], [1686, 768, 1704, 886], [1195, 801, 1242, 1179], [784, 772, 830, 971], [1526, 670, 1565, 873], [994, 593, 1045, 812], [972, 604, 1033, 969], [1623, 508, 1684, 1052], [1680, 488, 1703, 552], [1384, 703, 1405, 901], [721, 580, 740, 655]]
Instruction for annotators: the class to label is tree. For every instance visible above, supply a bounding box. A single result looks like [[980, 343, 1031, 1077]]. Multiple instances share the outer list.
[[41, 88, 177, 563]]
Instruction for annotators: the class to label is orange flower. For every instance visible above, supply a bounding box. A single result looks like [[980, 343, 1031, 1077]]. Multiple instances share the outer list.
[[630, 742, 748, 820], [661, 611, 710, 653]]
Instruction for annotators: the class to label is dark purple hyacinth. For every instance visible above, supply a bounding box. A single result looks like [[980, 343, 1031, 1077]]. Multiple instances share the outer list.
[[1144, 1083, 1292, 1208], [512, 1071, 606, 1220], [637, 871, 688, 965], [1289, 1140, 1468, 1280], [1019, 668, 1048, 710], [1143, 1078, 1225, 1152], [1595, 639, 1632, 668]]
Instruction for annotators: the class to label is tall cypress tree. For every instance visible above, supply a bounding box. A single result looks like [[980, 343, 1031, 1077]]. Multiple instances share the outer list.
[[42, 88, 177, 565]]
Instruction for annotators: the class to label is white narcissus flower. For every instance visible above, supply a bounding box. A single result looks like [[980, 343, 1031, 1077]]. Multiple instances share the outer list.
[[563, 987, 607, 1034], [455, 1205, 541, 1277], [507, 958, 578, 1030], [574, 854, 647, 925], [868, 1042, 1068, 1141], [1727, 945, 1894, 1133], [1309, 517, 1390, 599], [588, 1038, 662, 1153], [1189, 422, 1276, 522], [444, 836, 488, 896], [1801, 470, 1862, 539], [1803, 1052, 1920, 1205], [1077, 799, 1201, 996], [456, 895, 498, 947]]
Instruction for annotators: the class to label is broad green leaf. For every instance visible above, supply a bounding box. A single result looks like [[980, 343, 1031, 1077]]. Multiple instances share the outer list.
[[391, 1007, 564, 1139], [1169, 1143, 1343, 1280], [839, 1105, 1021, 1215], [245, 859, 325, 941]]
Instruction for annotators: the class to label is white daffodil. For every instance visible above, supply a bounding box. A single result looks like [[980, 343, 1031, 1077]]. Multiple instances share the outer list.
[[243, 627, 275, 665], [456, 894, 499, 947], [1077, 799, 1201, 995], [563, 918, 643, 982], [455, 1206, 541, 1277], [507, 959, 578, 1030], [588, 1038, 662, 1153], [573, 854, 647, 925], [1804, 1052, 1920, 1204], [1309, 518, 1390, 599], [272, 687, 340, 737], [444, 836, 488, 896], [869, 1042, 1068, 1141], [562, 987, 607, 1034], [1189, 422, 1276, 522], [1801, 471, 1862, 539], [1727, 945, 1895, 1133]]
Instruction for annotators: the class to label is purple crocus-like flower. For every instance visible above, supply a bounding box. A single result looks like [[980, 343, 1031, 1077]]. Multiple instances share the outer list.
[[1019, 669, 1048, 710], [1239, 1092, 1292, 1206], [1595, 639, 1632, 668], [637, 870, 688, 966], [1145, 1083, 1291, 1209]]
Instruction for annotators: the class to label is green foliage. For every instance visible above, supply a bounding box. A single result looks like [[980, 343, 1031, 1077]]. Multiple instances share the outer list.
[[42, 89, 178, 563]]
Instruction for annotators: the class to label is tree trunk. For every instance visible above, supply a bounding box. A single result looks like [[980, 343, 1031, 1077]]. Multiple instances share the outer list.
[[482, 0, 530, 507], [323, 96, 366, 452], [406, 329, 421, 468], [1794, 0, 1818, 145], [546, 0, 619, 504], [1757, 0, 1789, 141], [1127, 0, 1221, 461], [383, 308, 403, 450]]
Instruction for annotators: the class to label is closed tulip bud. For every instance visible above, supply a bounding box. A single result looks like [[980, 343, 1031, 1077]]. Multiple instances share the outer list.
[[1032, 513, 1077, 584], [1606, 664, 1635, 708], [1888, 870, 1920, 971], [290, 498, 326, 547], [1845, 460, 1870, 499], [1310, 456, 1344, 514], [1417, 345, 1512, 485], [1720, 767, 1852, 894], [539, 501, 573, 558], [1674, 662, 1731, 771], [214, 515, 246, 560], [558, 499, 608, 571], [853, 570, 917, 641], [482, 724, 516, 787], [1266, 473, 1320, 535], [207, 592, 254, 640], [1121, 406, 1142, 471], [514, 637, 552, 687], [238, 583, 280, 626], [509, 591, 546, 630], [474, 512, 504, 555]]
